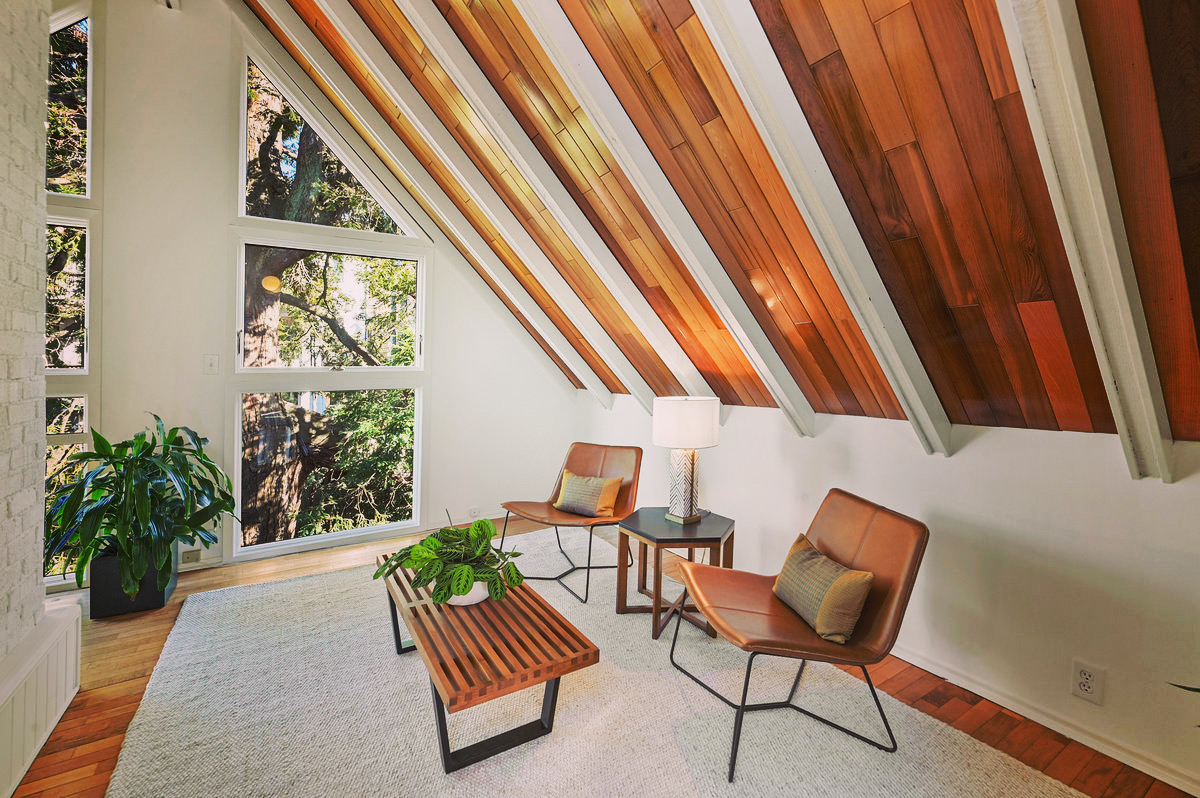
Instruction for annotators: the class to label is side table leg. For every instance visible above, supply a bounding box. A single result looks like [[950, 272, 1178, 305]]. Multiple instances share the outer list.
[[616, 531, 630, 613], [652, 545, 665, 639], [722, 530, 735, 569], [638, 541, 648, 594]]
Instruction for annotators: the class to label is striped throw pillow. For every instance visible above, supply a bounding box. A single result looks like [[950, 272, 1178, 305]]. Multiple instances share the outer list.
[[773, 536, 874, 644], [552, 470, 623, 517]]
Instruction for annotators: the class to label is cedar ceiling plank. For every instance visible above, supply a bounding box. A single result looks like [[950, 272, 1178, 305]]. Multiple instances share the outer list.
[[797, 322, 869, 415], [246, 0, 596, 392], [961, 0, 1018, 99], [635, 1, 721, 124], [951, 304, 1026, 428], [778, 0, 837, 64], [890, 237, 989, 426], [838, 317, 906, 419], [863, 0, 906, 23], [884, 143, 976, 306], [1140, 0, 1200, 178], [995, 93, 1116, 433], [909, 0, 1051, 305], [816, 0, 915, 149], [811, 52, 916, 242], [1077, 0, 1200, 440], [1017, 301, 1093, 432], [475, 0, 577, 128], [878, 4, 1056, 429]]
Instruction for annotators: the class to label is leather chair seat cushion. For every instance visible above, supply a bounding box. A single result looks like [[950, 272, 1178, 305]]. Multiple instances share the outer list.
[[552, 470, 623, 517], [502, 500, 622, 528], [679, 561, 883, 666]]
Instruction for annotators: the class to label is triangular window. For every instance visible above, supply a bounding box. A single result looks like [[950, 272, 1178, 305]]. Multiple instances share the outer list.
[[244, 60, 399, 234]]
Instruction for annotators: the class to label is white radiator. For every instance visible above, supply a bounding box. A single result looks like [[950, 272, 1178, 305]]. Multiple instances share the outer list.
[[0, 603, 82, 798]]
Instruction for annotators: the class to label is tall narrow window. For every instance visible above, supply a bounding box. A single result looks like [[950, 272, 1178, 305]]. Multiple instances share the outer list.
[[45, 395, 88, 578], [236, 57, 423, 554], [45, 224, 88, 371], [47, 18, 89, 195]]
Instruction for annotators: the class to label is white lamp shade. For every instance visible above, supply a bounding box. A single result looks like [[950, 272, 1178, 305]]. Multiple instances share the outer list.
[[652, 397, 720, 449]]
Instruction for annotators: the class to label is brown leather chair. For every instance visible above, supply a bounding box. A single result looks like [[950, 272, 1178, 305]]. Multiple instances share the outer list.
[[670, 488, 929, 781], [499, 442, 642, 603]]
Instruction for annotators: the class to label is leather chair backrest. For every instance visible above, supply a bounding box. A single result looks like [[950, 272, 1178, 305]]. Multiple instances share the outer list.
[[547, 442, 643, 517], [803, 489, 929, 659]]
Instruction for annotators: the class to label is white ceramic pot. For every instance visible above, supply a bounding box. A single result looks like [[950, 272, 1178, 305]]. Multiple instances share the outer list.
[[446, 582, 489, 606]]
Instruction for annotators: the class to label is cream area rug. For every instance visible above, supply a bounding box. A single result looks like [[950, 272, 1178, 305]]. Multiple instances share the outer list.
[[107, 528, 1083, 797]]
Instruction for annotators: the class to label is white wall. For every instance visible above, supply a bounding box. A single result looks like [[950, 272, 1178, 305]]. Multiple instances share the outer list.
[[0, 0, 49, 661], [95, 0, 582, 562], [580, 396, 1200, 792]]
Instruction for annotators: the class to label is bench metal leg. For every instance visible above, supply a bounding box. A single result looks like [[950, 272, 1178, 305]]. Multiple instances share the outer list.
[[430, 677, 561, 773], [387, 592, 415, 655]]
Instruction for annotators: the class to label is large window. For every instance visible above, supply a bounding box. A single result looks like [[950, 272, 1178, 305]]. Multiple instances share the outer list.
[[46, 223, 88, 371], [234, 55, 425, 556]]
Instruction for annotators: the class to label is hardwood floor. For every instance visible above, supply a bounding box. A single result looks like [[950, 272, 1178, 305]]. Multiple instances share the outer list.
[[17, 520, 1192, 797]]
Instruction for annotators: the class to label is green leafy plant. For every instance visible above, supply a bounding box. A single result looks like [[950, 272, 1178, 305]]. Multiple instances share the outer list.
[[44, 415, 236, 599], [373, 519, 523, 603]]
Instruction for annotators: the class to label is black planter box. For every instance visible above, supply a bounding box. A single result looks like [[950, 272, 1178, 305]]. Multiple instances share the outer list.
[[89, 547, 179, 619]]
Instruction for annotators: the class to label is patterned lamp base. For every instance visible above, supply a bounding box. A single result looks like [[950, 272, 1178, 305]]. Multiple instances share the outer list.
[[666, 448, 701, 524]]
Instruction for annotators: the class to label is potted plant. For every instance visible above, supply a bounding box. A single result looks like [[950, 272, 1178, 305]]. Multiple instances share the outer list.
[[374, 518, 524, 604], [44, 415, 236, 619]]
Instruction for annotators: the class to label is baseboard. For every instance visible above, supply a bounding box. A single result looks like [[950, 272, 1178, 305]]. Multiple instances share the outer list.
[[0, 603, 82, 798], [891, 643, 1200, 796]]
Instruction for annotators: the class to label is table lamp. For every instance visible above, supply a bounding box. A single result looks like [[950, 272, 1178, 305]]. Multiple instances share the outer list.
[[652, 397, 720, 524]]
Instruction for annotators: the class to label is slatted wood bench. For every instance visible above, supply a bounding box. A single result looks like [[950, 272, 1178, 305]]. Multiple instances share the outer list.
[[377, 555, 600, 773]]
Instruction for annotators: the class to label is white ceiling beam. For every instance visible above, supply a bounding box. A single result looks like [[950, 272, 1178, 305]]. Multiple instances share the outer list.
[[994, 0, 1174, 481], [224, 0, 614, 408], [399, 1, 711, 400], [307, 0, 657, 412], [511, 0, 816, 436], [691, 0, 952, 456]]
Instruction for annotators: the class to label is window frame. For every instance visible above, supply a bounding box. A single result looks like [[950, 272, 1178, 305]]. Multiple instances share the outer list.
[[44, 213, 94, 376], [47, 0, 96, 203], [227, 39, 433, 564]]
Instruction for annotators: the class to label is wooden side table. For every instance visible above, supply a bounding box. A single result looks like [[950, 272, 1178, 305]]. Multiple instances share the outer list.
[[616, 508, 735, 639]]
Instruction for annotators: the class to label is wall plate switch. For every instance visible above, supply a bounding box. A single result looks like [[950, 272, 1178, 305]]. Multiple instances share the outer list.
[[1072, 659, 1106, 705], [202, 354, 219, 375], [181, 549, 201, 564], [467, 507, 480, 519]]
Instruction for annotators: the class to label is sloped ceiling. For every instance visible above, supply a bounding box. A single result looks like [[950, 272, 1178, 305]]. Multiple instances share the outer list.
[[239, 0, 1200, 468]]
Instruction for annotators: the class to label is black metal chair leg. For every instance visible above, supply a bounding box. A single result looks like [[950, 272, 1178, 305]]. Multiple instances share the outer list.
[[499, 511, 511, 551], [523, 524, 620, 604], [669, 587, 898, 781], [729, 652, 758, 781]]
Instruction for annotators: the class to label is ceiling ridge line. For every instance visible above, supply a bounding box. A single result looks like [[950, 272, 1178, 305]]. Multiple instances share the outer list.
[[994, 0, 1174, 481], [227, 0, 616, 407], [691, 0, 953, 457], [509, 0, 817, 437], [307, 0, 659, 411], [399, 0, 713, 402]]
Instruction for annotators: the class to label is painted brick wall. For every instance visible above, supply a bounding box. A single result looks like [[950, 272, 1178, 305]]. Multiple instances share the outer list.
[[0, 0, 49, 661]]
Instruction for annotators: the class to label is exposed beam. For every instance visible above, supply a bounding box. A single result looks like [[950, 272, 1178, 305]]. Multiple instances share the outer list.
[[994, 0, 1174, 480], [510, 0, 816, 436], [307, 0, 658, 412], [225, 0, 615, 407], [690, 0, 952, 456], [399, 1, 712, 400]]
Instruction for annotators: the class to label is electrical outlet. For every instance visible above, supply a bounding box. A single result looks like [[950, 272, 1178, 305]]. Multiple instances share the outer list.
[[202, 354, 219, 375], [467, 507, 480, 519], [181, 549, 201, 564], [1072, 659, 1106, 705]]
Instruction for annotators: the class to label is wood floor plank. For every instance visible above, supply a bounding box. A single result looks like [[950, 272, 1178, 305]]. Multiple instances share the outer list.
[[1103, 765, 1156, 798], [1073, 751, 1126, 797], [1045, 740, 1098, 784]]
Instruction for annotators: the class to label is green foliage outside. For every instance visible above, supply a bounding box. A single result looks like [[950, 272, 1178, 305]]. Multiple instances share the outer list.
[[375, 519, 525, 603], [47, 19, 88, 195], [291, 389, 416, 538], [46, 226, 87, 369]]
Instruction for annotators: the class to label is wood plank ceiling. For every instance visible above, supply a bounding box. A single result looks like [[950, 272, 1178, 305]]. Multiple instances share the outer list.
[[290, 0, 691, 398], [744, 0, 1114, 433], [244, 0, 1200, 445], [560, 0, 905, 419], [1076, 0, 1200, 441], [433, 0, 773, 407]]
